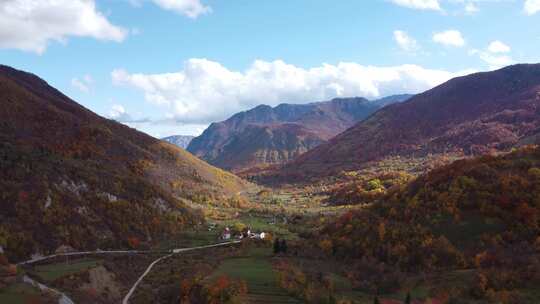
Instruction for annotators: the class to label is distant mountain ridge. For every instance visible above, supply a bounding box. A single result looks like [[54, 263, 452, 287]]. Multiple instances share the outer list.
[[0, 65, 247, 261], [187, 95, 412, 172], [162, 135, 195, 149], [270, 64, 540, 182]]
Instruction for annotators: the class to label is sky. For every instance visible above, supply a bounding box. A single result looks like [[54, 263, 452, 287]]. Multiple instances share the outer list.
[[0, 0, 539, 137]]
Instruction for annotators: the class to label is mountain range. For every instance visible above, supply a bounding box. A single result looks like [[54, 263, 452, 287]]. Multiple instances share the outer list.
[[161, 135, 195, 149], [187, 95, 412, 172], [0, 65, 247, 261], [270, 64, 540, 182]]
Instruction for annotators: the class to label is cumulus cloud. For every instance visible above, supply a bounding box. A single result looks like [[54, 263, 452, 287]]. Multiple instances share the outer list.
[[525, 0, 540, 15], [112, 58, 474, 125], [128, 0, 211, 18], [108, 104, 150, 123], [109, 105, 129, 120], [394, 30, 419, 52], [152, 0, 211, 18], [470, 40, 514, 70], [464, 2, 479, 14], [0, 0, 127, 54], [71, 75, 94, 93], [477, 53, 514, 69], [390, 0, 442, 10], [433, 30, 466, 47], [487, 40, 511, 53], [107, 103, 205, 136]]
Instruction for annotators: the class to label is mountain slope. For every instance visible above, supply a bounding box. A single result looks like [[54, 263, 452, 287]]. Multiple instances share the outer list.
[[274, 64, 540, 181], [317, 146, 540, 301], [0, 65, 247, 261], [162, 135, 195, 149], [187, 95, 411, 172]]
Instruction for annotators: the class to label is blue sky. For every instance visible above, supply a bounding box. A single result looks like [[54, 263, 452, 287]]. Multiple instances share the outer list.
[[0, 0, 539, 137]]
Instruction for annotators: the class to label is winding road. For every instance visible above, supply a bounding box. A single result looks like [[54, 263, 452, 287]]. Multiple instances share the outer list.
[[122, 240, 241, 304], [18, 249, 160, 266], [17, 240, 242, 304], [23, 275, 75, 304]]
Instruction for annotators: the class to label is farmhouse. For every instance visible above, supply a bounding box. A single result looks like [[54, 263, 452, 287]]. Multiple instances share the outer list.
[[221, 227, 231, 240]]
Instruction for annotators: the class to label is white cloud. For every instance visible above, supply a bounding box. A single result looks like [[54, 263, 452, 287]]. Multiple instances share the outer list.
[[107, 103, 206, 137], [71, 75, 94, 93], [152, 0, 211, 18], [108, 104, 150, 123], [109, 104, 128, 120], [433, 30, 466, 47], [525, 0, 540, 15], [469, 40, 514, 70], [112, 58, 474, 125], [390, 0, 442, 10], [129, 0, 211, 18], [478, 53, 514, 70], [393, 30, 419, 52], [487, 40, 511, 53], [470, 43, 514, 70], [464, 2, 479, 14], [0, 0, 127, 54]]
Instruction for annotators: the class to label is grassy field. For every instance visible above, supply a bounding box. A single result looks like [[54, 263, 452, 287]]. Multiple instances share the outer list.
[[32, 258, 102, 282], [0, 282, 48, 304], [208, 247, 300, 303], [156, 229, 223, 250]]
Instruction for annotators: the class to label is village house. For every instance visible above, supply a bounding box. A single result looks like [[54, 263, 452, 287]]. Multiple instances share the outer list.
[[221, 227, 231, 240]]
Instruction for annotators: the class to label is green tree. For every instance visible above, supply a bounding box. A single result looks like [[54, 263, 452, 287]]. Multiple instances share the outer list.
[[273, 238, 281, 254], [280, 239, 288, 254], [367, 179, 383, 191], [405, 292, 411, 304], [233, 222, 247, 234], [0, 226, 8, 248]]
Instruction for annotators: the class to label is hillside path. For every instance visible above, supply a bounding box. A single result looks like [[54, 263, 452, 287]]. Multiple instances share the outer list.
[[122, 240, 241, 304], [17, 241, 241, 304]]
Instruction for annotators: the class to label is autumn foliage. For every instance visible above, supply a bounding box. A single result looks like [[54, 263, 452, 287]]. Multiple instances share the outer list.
[[324, 171, 413, 206], [315, 146, 540, 300], [127, 237, 141, 249], [0, 66, 248, 261]]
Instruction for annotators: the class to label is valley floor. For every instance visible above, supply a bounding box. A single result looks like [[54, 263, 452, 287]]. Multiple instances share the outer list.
[[2, 184, 540, 304]]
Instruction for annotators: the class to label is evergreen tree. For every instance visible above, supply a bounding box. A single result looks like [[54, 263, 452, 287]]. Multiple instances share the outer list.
[[328, 294, 336, 304], [273, 238, 281, 254], [405, 292, 411, 304], [280, 239, 288, 254]]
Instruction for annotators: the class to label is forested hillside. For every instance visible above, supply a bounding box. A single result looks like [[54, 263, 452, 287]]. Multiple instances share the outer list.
[[272, 64, 540, 182], [315, 146, 540, 302], [0, 65, 247, 261]]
